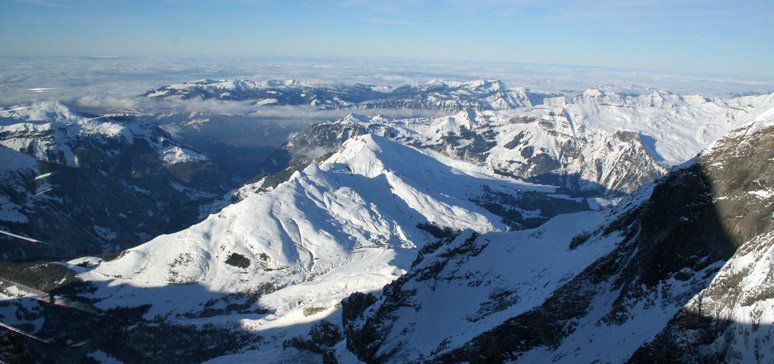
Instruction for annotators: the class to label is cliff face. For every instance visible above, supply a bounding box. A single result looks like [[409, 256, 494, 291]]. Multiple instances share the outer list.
[[630, 120, 774, 363]]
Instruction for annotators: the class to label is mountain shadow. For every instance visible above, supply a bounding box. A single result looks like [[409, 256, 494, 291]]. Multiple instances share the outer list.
[[0, 273, 270, 363]]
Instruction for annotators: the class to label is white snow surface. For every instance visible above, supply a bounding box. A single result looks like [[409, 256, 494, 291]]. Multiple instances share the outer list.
[[385, 109, 668, 193], [46, 85, 773, 362], [77, 134, 547, 324], [681, 230, 774, 363], [704, 93, 774, 154], [369, 211, 619, 360], [299, 90, 774, 195], [548, 90, 770, 165]]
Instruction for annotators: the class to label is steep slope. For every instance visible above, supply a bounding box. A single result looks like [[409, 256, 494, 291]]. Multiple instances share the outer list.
[[0, 102, 228, 260], [629, 105, 774, 363], [338, 105, 774, 363]]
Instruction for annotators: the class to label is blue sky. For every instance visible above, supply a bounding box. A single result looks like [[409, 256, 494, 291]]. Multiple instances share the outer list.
[[1, 0, 773, 77]]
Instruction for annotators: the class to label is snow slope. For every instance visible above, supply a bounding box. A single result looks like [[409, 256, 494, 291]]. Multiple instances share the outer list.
[[339, 104, 774, 363], [564, 89, 770, 165], [70, 133, 593, 362], [81, 133, 555, 290], [5, 82, 772, 362]]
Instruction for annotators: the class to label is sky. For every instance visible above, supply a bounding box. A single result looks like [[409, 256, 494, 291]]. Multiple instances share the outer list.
[[1, 0, 773, 78]]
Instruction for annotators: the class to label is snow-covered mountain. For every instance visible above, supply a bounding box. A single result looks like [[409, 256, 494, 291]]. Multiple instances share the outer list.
[[280, 89, 766, 195], [0, 131, 591, 362], [145, 79, 768, 195], [0, 102, 231, 260], [78, 133, 588, 309], [0, 102, 206, 167], [144, 79, 532, 111], [337, 104, 774, 363], [286, 111, 667, 196], [1, 81, 772, 362], [562, 88, 767, 165]]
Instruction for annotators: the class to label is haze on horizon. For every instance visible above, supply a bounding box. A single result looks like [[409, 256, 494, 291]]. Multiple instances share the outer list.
[[1, 0, 773, 79]]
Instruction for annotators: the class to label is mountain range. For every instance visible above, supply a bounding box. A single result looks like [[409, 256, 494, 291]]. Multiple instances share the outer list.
[[0, 80, 771, 363]]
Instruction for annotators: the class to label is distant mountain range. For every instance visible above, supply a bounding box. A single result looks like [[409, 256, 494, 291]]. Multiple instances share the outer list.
[[144, 79, 535, 111]]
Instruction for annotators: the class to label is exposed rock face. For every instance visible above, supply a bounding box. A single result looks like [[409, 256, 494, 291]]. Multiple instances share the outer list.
[[630, 122, 774, 363], [339, 121, 773, 363]]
